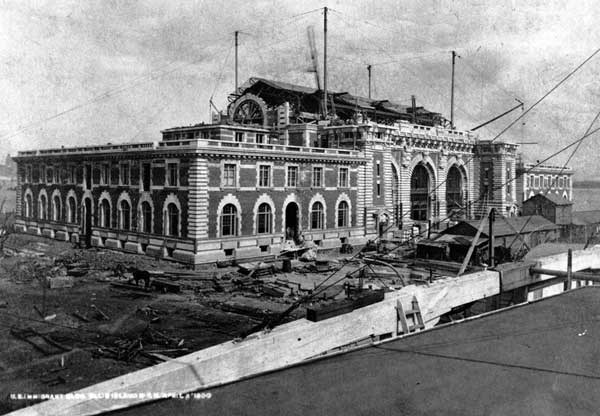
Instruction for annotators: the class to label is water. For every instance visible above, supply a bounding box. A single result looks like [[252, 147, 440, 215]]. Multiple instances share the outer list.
[[573, 187, 600, 211]]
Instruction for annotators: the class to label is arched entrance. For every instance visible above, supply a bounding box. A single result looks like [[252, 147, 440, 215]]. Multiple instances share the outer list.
[[82, 197, 92, 247], [446, 165, 465, 220], [410, 164, 431, 221], [285, 202, 300, 242]]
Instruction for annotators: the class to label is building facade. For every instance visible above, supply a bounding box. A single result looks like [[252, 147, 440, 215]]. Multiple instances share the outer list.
[[13, 77, 517, 264], [515, 159, 573, 206], [472, 140, 519, 218]]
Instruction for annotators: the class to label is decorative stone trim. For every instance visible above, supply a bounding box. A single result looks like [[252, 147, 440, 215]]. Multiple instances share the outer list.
[[216, 193, 243, 238]]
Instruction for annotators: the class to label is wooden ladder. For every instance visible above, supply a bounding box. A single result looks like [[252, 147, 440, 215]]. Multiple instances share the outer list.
[[395, 296, 425, 335]]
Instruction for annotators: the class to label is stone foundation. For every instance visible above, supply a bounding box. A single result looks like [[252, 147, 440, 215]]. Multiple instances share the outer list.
[[15, 218, 370, 265]]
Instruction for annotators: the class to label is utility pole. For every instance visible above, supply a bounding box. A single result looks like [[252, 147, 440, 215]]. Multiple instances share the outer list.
[[234, 31, 239, 93], [323, 6, 328, 118], [367, 65, 372, 99], [450, 50, 457, 129]]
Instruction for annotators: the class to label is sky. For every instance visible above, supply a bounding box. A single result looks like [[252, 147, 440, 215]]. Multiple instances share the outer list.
[[0, 0, 599, 179]]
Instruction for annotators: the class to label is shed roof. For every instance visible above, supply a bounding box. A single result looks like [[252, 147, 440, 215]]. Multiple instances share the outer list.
[[524, 192, 572, 206], [443, 215, 559, 238]]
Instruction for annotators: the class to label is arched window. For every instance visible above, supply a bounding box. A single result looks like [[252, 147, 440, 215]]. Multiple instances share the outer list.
[[166, 203, 179, 237], [119, 200, 131, 230], [39, 194, 47, 220], [68, 197, 77, 223], [311, 201, 324, 229], [141, 201, 152, 233], [337, 201, 349, 227], [52, 195, 61, 221], [221, 204, 238, 236], [410, 164, 430, 221], [25, 194, 33, 218], [100, 199, 111, 228], [446, 165, 464, 220], [257, 203, 272, 234]]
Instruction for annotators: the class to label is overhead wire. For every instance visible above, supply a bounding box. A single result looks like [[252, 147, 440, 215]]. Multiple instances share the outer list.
[[508, 109, 600, 255], [209, 43, 235, 107], [373, 343, 600, 380], [302, 121, 600, 307], [386, 123, 600, 254], [247, 41, 600, 335], [255, 118, 600, 331], [386, 45, 600, 230]]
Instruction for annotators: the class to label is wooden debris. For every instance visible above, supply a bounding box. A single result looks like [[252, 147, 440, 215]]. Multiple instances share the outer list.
[[47, 275, 74, 289], [219, 302, 272, 320], [10, 327, 71, 356], [34, 305, 45, 318], [151, 279, 181, 293], [239, 262, 274, 278], [110, 281, 151, 292], [261, 284, 286, 298], [91, 304, 110, 321], [72, 312, 90, 323], [41, 375, 66, 386]]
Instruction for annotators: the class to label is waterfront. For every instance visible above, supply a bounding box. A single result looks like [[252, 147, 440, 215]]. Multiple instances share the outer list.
[[573, 186, 600, 211]]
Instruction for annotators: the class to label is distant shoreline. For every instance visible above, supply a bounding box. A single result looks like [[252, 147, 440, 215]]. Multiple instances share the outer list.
[[573, 181, 600, 189]]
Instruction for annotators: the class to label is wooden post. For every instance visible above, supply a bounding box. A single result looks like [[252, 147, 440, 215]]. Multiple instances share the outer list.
[[564, 248, 572, 290], [450, 51, 456, 129], [323, 6, 328, 117], [488, 208, 495, 268], [234, 31, 239, 93], [457, 208, 489, 276]]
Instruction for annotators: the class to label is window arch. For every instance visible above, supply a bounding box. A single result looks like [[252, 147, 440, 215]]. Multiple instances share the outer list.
[[119, 200, 131, 230], [39, 193, 48, 220], [337, 200, 349, 227], [52, 195, 62, 221], [25, 194, 33, 218], [446, 165, 466, 220], [410, 163, 431, 221], [311, 201, 324, 229], [140, 201, 153, 233], [99, 199, 111, 228], [221, 204, 238, 237], [257, 203, 272, 234], [23, 189, 33, 218], [67, 196, 77, 223], [165, 203, 179, 237]]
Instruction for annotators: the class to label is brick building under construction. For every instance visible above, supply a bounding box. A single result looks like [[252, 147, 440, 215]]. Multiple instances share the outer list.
[[13, 77, 522, 264]]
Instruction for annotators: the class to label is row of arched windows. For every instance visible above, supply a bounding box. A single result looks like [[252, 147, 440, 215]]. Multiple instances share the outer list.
[[24, 193, 78, 224], [23, 190, 182, 238], [218, 199, 351, 237]]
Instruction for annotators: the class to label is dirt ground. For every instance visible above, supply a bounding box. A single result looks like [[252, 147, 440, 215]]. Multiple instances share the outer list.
[[0, 234, 358, 414]]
